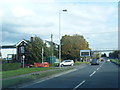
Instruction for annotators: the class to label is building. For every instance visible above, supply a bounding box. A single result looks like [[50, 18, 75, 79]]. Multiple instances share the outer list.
[[1, 40, 27, 63], [1, 37, 59, 64], [1, 45, 16, 60], [16, 40, 27, 62]]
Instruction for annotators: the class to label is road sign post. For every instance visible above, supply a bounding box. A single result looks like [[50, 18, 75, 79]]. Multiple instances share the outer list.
[[22, 55, 25, 68]]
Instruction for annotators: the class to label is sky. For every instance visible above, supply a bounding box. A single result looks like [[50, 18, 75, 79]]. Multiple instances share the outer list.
[[1, 0, 119, 51]]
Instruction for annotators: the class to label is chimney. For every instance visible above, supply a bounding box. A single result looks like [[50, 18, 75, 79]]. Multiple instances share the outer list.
[[30, 37, 34, 42]]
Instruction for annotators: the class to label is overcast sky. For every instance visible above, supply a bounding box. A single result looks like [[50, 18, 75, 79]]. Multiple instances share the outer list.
[[1, 0, 119, 50]]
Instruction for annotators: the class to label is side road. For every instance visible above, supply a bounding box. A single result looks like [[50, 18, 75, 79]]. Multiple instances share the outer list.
[[3, 64, 88, 88]]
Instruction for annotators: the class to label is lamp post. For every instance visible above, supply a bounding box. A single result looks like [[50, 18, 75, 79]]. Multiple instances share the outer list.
[[59, 9, 67, 63]]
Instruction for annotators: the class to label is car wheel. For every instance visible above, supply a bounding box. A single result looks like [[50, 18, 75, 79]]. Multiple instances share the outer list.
[[61, 64, 64, 67], [71, 64, 73, 66]]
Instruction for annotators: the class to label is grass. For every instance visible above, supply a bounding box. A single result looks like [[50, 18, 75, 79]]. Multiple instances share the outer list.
[[74, 61, 89, 66], [2, 67, 58, 78], [2, 61, 88, 88], [2, 77, 31, 88], [110, 59, 120, 65], [2, 67, 74, 88], [2, 62, 86, 79]]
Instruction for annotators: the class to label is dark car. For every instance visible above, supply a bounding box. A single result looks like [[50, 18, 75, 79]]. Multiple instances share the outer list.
[[91, 59, 99, 65]]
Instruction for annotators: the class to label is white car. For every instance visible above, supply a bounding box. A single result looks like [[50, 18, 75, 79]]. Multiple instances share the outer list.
[[107, 59, 110, 62], [59, 60, 74, 67]]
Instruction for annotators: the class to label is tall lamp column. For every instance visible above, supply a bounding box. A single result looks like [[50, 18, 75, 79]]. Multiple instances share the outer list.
[[59, 9, 67, 63]]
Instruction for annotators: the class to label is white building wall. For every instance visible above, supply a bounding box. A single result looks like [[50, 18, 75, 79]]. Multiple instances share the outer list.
[[1, 48, 17, 59]]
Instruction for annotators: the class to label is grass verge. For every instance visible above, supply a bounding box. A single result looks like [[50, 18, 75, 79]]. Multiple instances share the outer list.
[[2, 67, 74, 88], [2, 67, 58, 79], [2, 62, 87, 79], [110, 59, 120, 65], [74, 61, 89, 66]]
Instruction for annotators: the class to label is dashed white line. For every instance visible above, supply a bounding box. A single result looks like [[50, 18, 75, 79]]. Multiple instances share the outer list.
[[90, 71, 96, 77], [97, 68, 99, 70], [73, 80, 86, 90]]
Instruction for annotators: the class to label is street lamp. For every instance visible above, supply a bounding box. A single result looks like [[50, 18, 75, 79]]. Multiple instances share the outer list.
[[59, 9, 67, 63]]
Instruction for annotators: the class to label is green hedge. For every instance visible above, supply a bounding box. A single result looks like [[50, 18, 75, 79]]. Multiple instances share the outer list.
[[2, 63, 21, 71]]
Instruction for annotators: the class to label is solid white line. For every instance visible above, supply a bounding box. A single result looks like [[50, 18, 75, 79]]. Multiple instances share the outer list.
[[73, 80, 86, 90], [90, 71, 96, 77]]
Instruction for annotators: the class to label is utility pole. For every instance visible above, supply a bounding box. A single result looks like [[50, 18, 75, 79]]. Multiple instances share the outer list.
[[42, 48, 44, 63], [51, 34, 53, 63], [51, 34, 53, 57]]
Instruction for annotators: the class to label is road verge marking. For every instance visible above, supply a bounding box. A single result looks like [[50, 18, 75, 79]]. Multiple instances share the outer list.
[[90, 71, 96, 77], [73, 80, 86, 90]]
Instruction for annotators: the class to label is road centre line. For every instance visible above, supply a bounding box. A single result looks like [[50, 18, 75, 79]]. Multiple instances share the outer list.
[[90, 71, 96, 77], [97, 68, 99, 70], [73, 80, 86, 90], [97, 62, 104, 70]]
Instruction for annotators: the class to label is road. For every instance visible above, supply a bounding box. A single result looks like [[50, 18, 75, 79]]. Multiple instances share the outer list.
[[23, 61, 118, 89]]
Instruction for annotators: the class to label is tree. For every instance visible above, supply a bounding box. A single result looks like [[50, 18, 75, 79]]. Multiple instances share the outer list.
[[25, 36, 44, 64], [0, 52, 1, 57], [25, 36, 58, 64], [61, 34, 90, 60], [109, 50, 120, 59], [92, 52, 101, 59], [101, 53, 107, 57], [44, 41, 58, 58]]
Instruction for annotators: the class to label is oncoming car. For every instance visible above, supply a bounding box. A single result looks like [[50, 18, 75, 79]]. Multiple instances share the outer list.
[[59, 60, 74, 67]]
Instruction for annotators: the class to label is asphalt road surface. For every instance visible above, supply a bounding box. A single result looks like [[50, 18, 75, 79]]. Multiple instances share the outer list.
[[23, 61, 118, 89]]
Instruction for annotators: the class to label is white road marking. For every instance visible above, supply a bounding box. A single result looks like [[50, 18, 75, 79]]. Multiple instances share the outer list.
[[73, 80, 86, 90], [97, 68, 99, 70], [90, 71, 96, 77], [99, 62, 104, 68], [20, 68, 77, 88]]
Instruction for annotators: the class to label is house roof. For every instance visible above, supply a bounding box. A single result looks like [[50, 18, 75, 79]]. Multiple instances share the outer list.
[[45, 40, 59, 46], [16, 39, 27, 47], [1, 45, 16, 49]]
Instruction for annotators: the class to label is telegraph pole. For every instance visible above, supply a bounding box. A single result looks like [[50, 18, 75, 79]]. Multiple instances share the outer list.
[[51, 34, 53, 62], [42, 48, 44, 63], [51, 34, 53, 57]]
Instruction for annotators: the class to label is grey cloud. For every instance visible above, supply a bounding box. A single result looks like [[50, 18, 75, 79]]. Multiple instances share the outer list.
[[1, 22, 56, 45], [2, 23, 30, 45]]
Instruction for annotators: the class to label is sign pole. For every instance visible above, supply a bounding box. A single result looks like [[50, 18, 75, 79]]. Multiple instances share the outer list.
[[22, 55, 25, 68]]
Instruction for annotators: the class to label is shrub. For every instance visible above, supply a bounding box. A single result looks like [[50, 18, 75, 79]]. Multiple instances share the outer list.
[[49, 63, 59, 67], [2, 63, 21, 71]]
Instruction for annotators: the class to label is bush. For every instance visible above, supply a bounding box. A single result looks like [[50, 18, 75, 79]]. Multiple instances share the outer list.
[[2, 63, 21, 71], [49, 63, 59, 67]]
